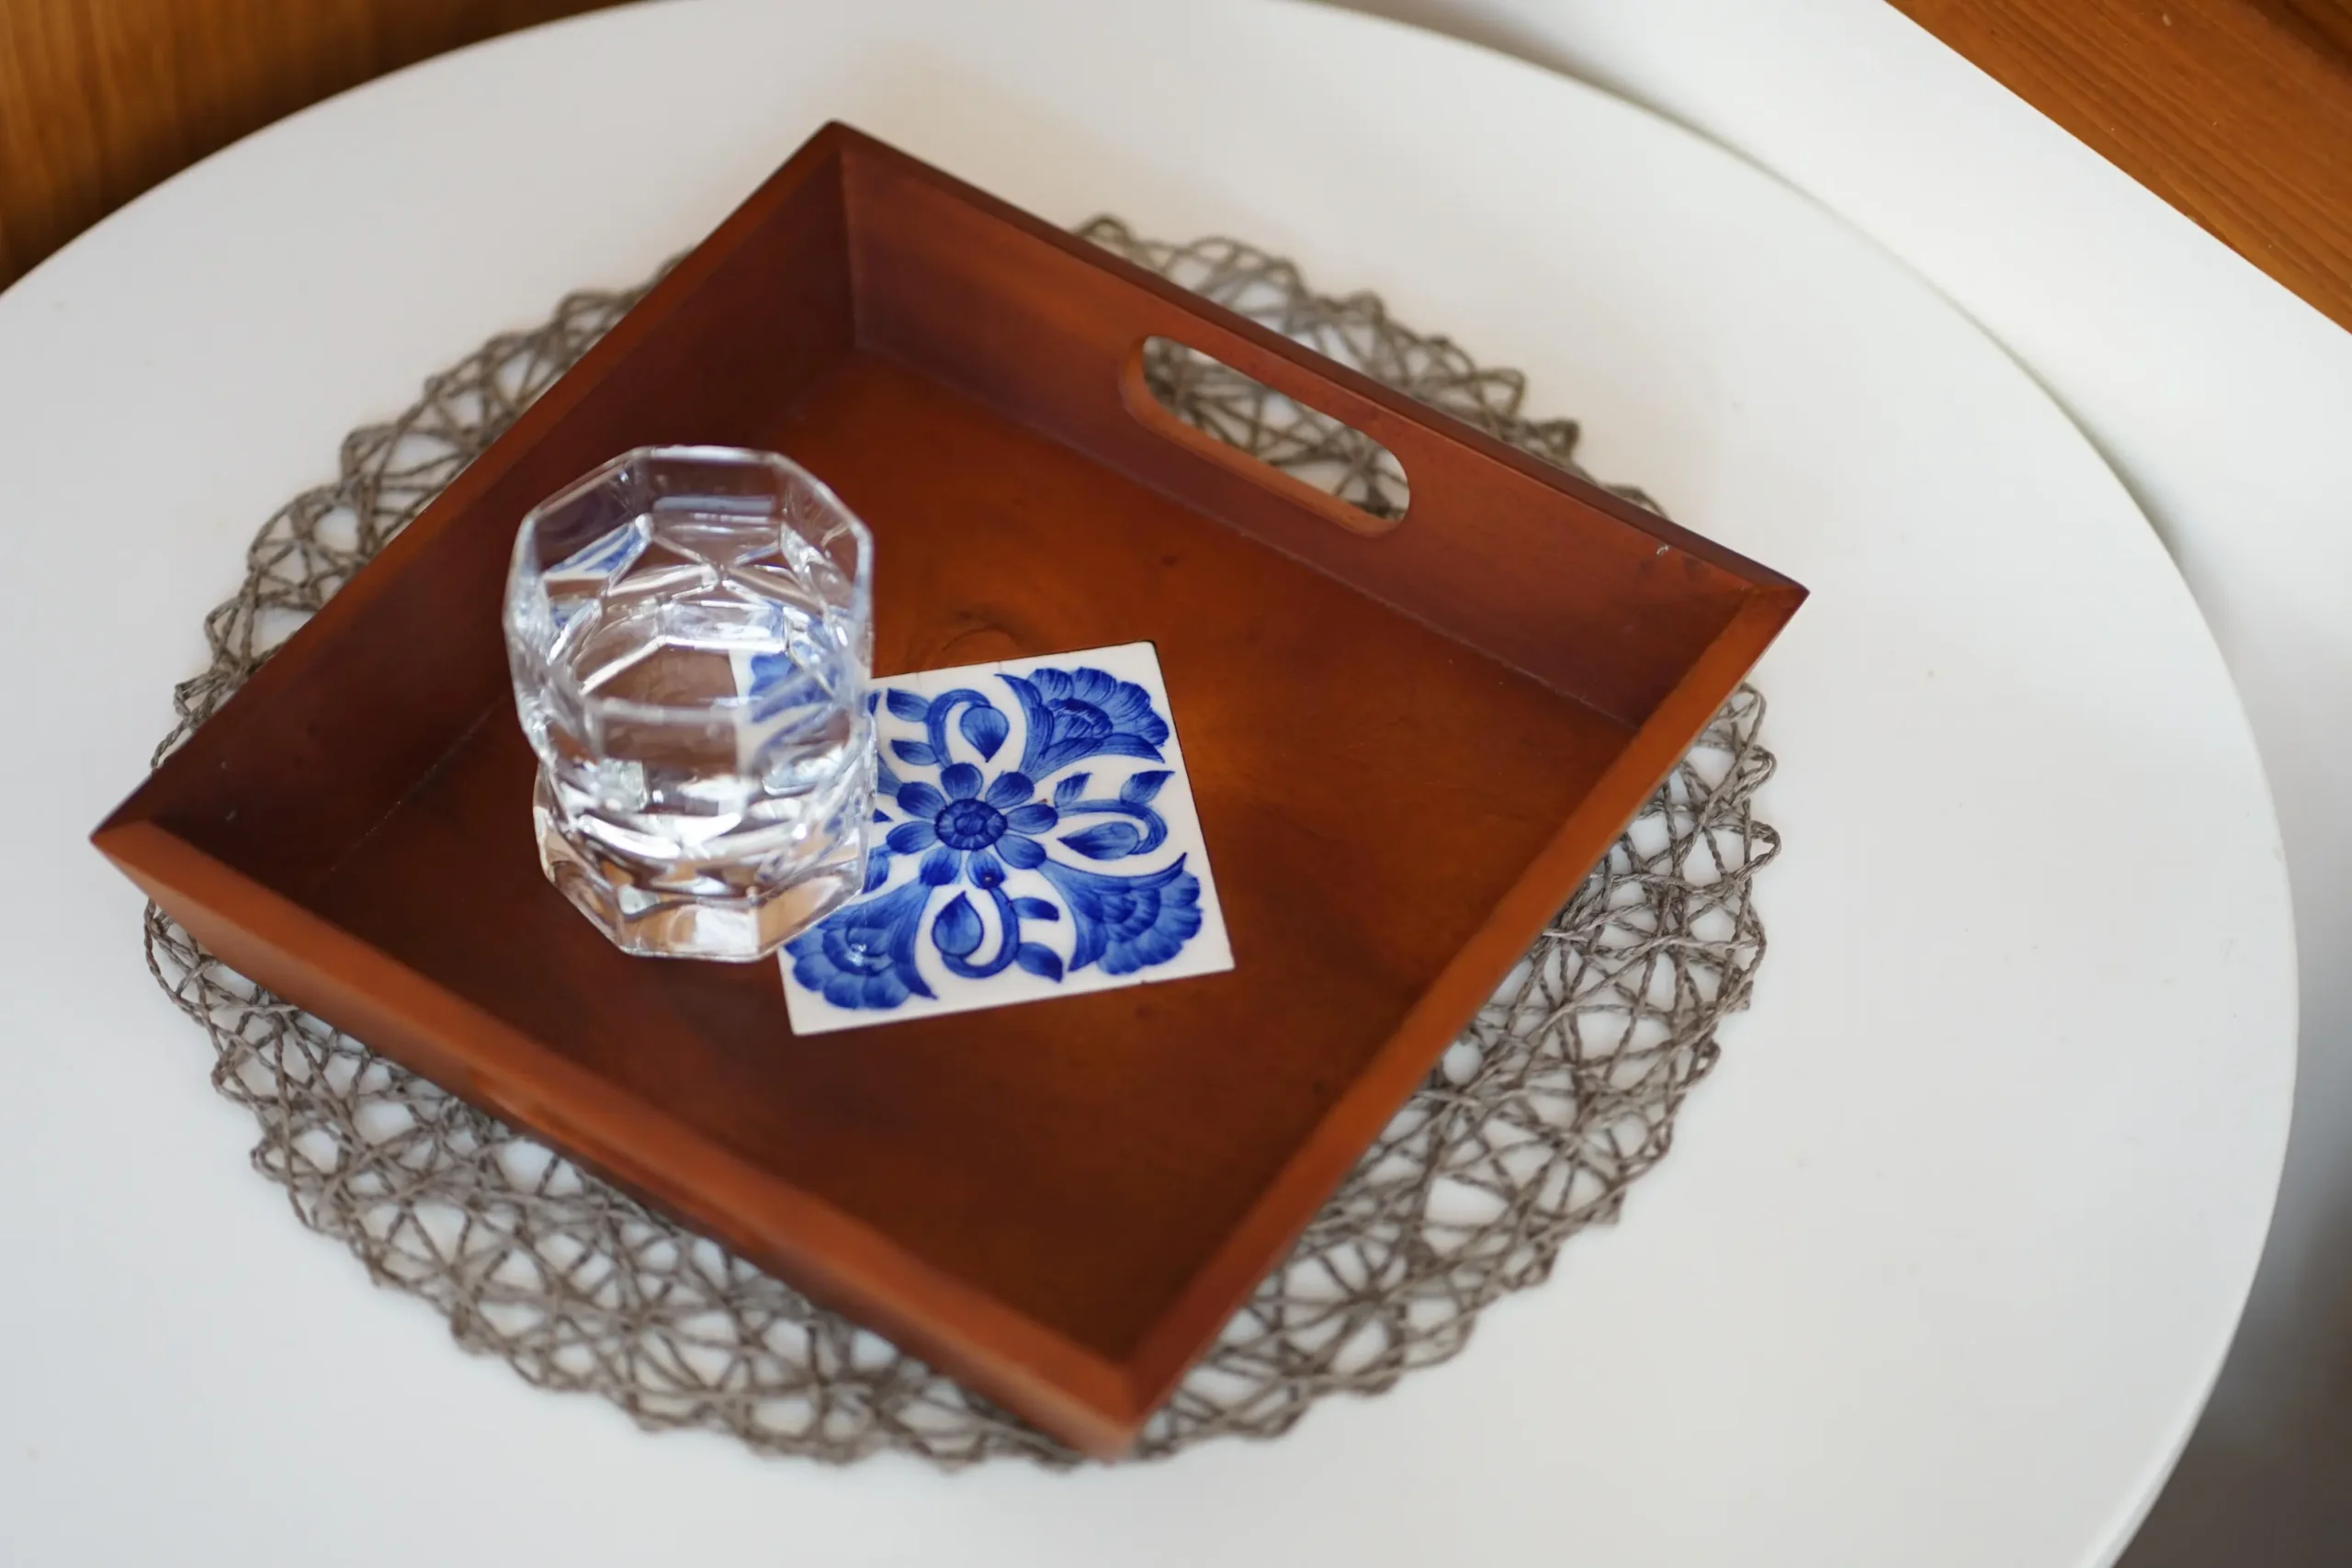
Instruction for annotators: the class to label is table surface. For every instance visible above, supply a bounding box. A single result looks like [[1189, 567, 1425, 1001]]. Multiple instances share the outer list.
[[0, 2, 2297, 1565]]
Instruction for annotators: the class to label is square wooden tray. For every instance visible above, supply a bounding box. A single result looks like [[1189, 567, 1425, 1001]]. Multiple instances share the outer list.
[[95, 123, 1803, 1456]]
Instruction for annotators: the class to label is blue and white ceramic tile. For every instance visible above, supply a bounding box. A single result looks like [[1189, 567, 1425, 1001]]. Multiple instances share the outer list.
[[780, 641, 1234, 1035]]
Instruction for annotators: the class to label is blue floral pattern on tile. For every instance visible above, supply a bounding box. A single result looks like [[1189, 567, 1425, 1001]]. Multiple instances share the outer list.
[[784, 665, 1203, 1008], [784, 876, 936, 1009]]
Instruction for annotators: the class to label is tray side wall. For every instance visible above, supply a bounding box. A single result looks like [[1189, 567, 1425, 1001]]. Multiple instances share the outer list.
[[106, 140, 863, 896], [96, 818, 1153, 1457], [838, 131, 1769, 726], [1116, 586, 1803, 1410]]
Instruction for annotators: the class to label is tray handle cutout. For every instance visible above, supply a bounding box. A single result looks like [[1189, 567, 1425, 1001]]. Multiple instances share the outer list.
[[1120, 336, 1408, 537]]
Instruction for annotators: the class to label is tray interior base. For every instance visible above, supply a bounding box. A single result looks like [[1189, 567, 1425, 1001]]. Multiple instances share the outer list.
[[293, 347, 1636, 1360]]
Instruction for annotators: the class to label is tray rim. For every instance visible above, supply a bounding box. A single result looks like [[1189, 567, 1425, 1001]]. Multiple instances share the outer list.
[[901, 125, 1804, 615], [93, 121, 1804, 1457]]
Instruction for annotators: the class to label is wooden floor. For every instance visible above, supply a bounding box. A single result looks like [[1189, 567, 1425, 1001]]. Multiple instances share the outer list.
[[1886, 0, 2352, 333], [0, 0, 627, 285], [4, 1, 2346, 324]]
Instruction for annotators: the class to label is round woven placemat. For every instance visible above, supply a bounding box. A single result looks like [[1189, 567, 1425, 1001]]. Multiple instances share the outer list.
[[143, 219, 1781, 1467]]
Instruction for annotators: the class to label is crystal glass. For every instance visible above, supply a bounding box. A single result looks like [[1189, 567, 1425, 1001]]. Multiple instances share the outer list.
[[503, 446, 875, 962]]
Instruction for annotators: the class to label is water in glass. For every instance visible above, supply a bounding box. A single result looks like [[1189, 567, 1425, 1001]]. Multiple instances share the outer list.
[[503, 446, 875, 961]]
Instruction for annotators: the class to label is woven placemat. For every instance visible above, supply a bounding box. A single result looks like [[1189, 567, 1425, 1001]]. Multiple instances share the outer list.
[[143, 219, 1781, 1466]]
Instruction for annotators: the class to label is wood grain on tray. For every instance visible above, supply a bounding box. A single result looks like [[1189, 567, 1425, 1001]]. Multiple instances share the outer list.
[[90, 124, 1801, 1452]]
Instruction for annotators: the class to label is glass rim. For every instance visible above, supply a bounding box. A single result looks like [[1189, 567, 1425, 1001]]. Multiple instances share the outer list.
[[507, 445, 875, 721], [516, 444, 874, 566]]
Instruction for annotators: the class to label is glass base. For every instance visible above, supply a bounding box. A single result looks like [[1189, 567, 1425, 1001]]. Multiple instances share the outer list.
[[534, 784, 865, 964]]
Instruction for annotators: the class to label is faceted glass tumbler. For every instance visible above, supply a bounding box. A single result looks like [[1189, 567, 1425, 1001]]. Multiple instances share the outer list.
[[503, 446, 876, 962]]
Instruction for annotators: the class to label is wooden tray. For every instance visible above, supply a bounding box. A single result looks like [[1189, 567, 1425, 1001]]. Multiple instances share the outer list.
[[94, 123, 1803, 1456]]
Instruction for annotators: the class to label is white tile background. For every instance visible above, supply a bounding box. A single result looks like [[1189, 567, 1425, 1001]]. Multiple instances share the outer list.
[[782, 642, 1234, 1034]]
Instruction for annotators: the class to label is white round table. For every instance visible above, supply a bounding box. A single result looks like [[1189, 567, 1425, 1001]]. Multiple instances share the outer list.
[[0, 3, 2294, 1564]]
